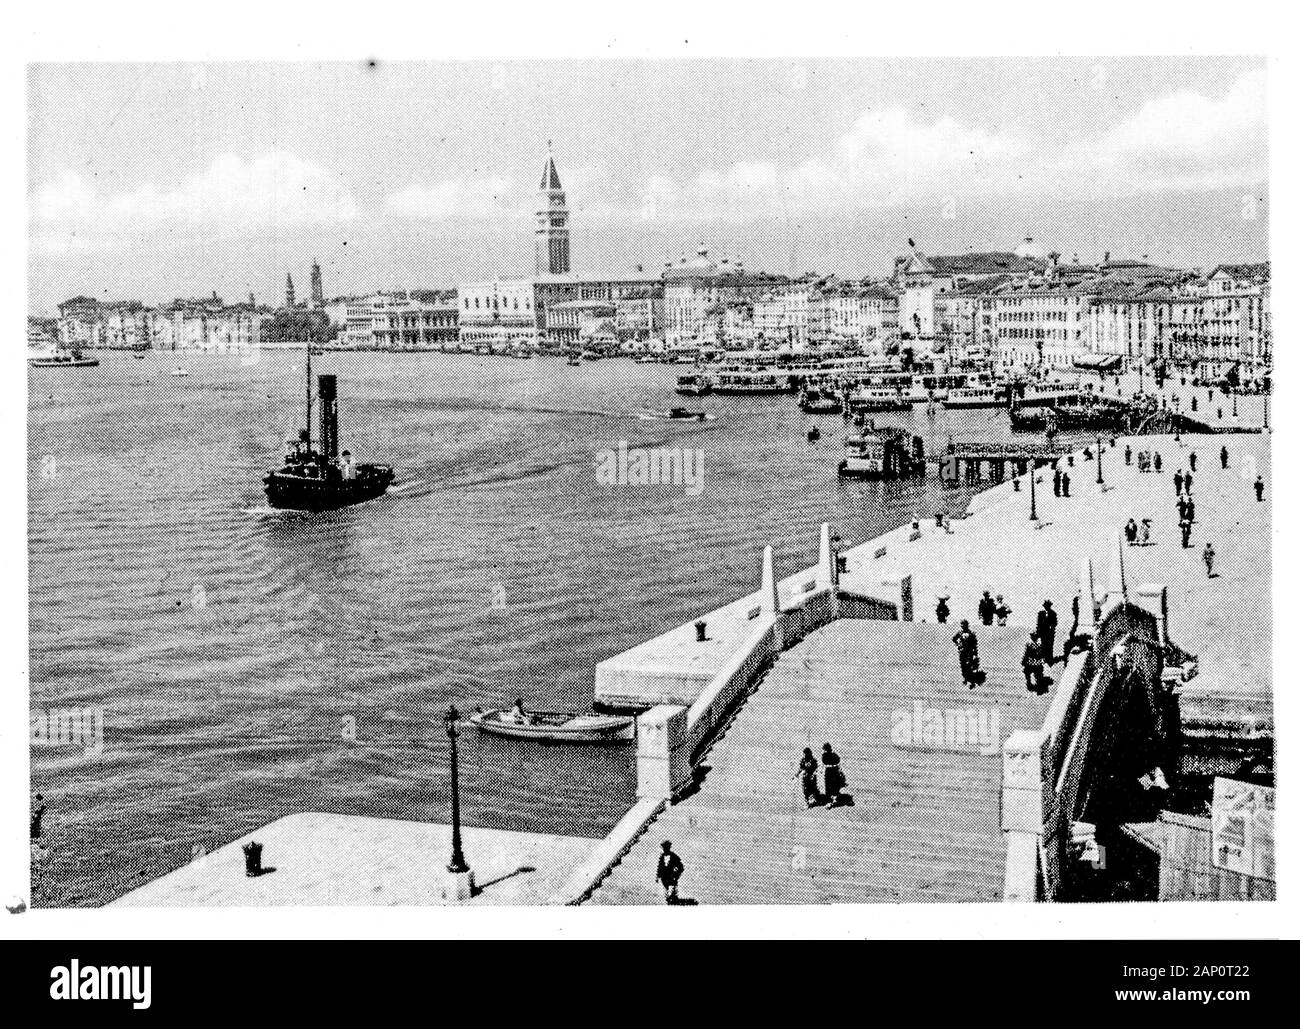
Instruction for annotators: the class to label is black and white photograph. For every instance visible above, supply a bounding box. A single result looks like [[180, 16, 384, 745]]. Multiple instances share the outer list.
[[6, 4, 1292, 965]]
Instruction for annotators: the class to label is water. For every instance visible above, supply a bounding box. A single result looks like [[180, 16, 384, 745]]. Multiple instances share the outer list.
[[30, 350, 1067, 906]]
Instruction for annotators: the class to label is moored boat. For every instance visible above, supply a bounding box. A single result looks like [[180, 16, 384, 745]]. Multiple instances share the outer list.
[[943, 385, 1010, 409], [469, 708, 634, 743], [850, 386, 912, 412], [29, 348, 99, 368], [675, 373, 713, 396]]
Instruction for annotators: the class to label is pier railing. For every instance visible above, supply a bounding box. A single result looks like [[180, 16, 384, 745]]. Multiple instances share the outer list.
[[1003, 595, 1164, 901], [634, 527, 900, 803]]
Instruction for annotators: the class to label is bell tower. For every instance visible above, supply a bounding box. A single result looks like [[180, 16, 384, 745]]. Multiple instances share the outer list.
[[535, 142, 571, 276]]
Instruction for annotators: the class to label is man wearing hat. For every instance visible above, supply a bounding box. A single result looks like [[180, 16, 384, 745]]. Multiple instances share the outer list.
[[1036, 600, 1058, 666], [655, 840, 684, 904]]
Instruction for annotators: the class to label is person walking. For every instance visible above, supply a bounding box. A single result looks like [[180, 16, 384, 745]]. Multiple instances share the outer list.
[[1186, 497, 1196, 524], [1173, 469, 1184, 496], [934, 596, 950, 624], [1180, 517, 1192, 549], [953, 620, 981, 687], [1052, 466, 1062, 497], [1220, 445, 1229, 470], [796, 747, 821, 808], [1125, 444, 1133, 466], [1153, 451, 1162, 473], [1203, 542, 1216, 578], [1184, 470, 1193, 495], [31, 794, 46, 840], [995, 595, 1011, 626], [978, 590, 996, 627], [1061, 471, 1071, 497], [655, 841, 685, 904], [821, 743, 847, 807], [1189, 451, 1197, 472], [1036, 600, 1058, 666], [1125, 517, 1139, 544], [1022, 633, 1047, 695], [1255, 475, 1265, 502]]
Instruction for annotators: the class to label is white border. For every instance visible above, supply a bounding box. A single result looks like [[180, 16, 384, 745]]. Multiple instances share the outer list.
[[4, 1, 1293, 940]]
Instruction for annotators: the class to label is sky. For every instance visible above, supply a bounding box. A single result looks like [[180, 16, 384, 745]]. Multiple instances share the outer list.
[[27, 57, 1268, 315]]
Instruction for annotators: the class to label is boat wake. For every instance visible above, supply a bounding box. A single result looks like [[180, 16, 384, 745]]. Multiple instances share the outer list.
[[388, 478, 426, 494]]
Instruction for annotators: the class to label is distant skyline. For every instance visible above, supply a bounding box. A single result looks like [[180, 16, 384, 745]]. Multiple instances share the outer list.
[[28, 57, 1268, 315]]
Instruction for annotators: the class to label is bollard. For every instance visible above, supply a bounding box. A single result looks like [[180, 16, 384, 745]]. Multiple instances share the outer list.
[[694, 620, 708, 642]]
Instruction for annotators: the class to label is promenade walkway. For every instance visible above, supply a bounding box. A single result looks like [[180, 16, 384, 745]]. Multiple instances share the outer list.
[[840, 431, 1270, 716], [588, 430, 1269, 904], [112, 813, 598, 906], [590, 622, 1051, 904]]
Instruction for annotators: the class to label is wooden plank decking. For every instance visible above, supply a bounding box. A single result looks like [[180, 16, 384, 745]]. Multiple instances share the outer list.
[[588, 620, 1053, 904]]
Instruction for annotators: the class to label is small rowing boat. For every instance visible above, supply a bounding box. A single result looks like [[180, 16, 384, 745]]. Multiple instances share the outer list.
[[468, 708, 634, 743]]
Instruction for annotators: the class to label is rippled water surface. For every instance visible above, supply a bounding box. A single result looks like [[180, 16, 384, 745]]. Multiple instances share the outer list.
[[31, 350, 1061, 906]]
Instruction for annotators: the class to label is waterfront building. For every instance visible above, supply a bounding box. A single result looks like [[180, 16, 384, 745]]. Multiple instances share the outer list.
[[613, 286, 664, 344], [458, 278, 540, 350], [662, 246, 791, 351], [987, 272, 1099, 373], [343, 290, 459, 349], [55, 295, 266, 352], [816, 281, 899, 355], [354, 291, 453, 349], [1087, 262, 1269, 378]]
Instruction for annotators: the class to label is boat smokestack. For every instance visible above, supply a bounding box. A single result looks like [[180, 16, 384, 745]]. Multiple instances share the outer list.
[[318, 374, 338, 461]]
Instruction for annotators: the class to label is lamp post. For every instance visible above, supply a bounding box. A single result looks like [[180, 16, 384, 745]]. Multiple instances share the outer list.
[[1029, 457, 1038, 522], [1096, 436, 1104, 486], [444, 705, 470, 878]]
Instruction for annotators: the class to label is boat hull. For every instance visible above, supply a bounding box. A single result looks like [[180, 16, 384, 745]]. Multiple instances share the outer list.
[[469, 709, 634, 743], [263, 465, 395, 511]]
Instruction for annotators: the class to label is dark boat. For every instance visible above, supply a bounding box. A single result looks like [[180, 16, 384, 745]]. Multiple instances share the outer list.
[[263, 344, 394, 511], [663, 407, 709, 421]]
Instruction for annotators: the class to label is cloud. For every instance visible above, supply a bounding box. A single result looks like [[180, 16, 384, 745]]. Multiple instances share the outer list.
[[637, 106, 1034, 222], [1068, 69, 1266, 192], [384, 174, 521, 219], [636, 71, 1266, 220], [29, 152, 359, 252]]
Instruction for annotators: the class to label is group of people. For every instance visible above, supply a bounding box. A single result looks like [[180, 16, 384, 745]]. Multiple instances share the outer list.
[[1130, 449, 1163, 473], [976, 590, 1011, 626], [797, 743, 850, 809], [951, 598, 1059, 695], [1051, 466, 1072, 498]]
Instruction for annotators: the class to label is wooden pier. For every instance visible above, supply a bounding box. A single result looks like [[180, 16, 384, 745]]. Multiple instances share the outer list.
[[938, 441, 1071, 485]]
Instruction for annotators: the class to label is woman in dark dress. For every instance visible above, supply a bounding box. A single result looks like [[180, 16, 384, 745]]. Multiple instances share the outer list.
[[821, 743, 846, 807], [797, 747, 821, 807]]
